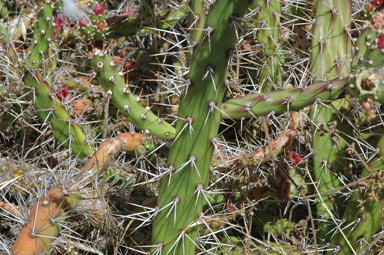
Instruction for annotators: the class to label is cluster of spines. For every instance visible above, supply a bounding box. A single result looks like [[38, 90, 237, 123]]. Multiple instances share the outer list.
[[151, 0, 252, 254], [90, 54, 176, 139]]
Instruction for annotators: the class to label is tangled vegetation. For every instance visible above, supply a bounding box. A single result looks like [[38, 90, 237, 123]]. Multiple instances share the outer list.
[[1, 0, 384, 254]]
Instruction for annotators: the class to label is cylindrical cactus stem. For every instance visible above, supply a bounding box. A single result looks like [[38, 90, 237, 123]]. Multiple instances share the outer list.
[[255, 0, 282, 93], [353, 12, 384, 68], [24, 72, 94, 158], [29, 2, 55, 69], [255, 0, 281, 57], [221, 77, 349, 119], [189, 0, 206, 43], [12, 187, 82, 255], [310, 0, 352, 240], [151, 1, 252, 254], [328, 136, 384, 254], [90, 54, 175, 139], [310, 0, 352, 80], [82, 132, 143, 172]]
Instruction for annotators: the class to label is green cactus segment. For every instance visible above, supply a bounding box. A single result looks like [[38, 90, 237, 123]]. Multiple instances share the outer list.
[[158, 5, 188, 30], [0, 21, 10, 43], [311, 0, 352, 79], [24, 72, 94, 158], [151, 0, 252, 254], [255, 0, 282, 93], [221, 78, 349, 119], [255, 0, 281, 57], [329, 137, 384, 254], [29, 3, 54, 69], [0, 1, 8, 18], [189, 0, 206, 42], [352, 27, 384, 68], [90, 55, 175, 139], [310, 0, 352, 240], [310, 104, 347, 240]]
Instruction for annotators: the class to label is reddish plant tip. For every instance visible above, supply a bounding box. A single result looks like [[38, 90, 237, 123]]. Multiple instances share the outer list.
[[373, 0, 384, 8], [79, 17, 89, 28], [378, 34, 384, 49], [93, 3, 104, 15], [285, 149, 304, 166], [371, 12, 384, 30], [96, 20, 107, 30], [57, 82, 69, 100]]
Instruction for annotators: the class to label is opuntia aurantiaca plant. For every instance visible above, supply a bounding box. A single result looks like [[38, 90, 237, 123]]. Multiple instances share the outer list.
[[2, 0, 384, 254]]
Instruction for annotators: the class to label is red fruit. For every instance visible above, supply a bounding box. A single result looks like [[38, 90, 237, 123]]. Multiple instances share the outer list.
[[93, 3, 104, 15], [96, 20, 107, 30], [57, 82, 69, 100], [378, 34, 384, 49], [52, 15, 68, 36], [79, 17, 89, 27], [372, 0, 384, 8], [285, 149, 304, 166]]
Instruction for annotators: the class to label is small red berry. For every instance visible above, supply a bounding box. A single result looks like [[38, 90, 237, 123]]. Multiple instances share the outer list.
[[377, 34, 384, 49], [373, 0, 384, 8], [79, 17, 89, 27], [96, 20, 107, 30], [93, 3, 104, 15], [285, 149, 304, 166], [57, 82, 69, 100]]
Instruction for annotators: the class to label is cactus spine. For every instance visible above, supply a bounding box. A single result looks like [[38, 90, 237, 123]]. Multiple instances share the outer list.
[[151, 1, 252, 254]]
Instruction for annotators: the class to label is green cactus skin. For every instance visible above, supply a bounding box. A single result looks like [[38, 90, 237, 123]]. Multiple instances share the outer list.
[[328, 135, 384, 254], [255, 0, 281, 57], [310, 0, 352, 240], [310, 0, 352, 80], [221, 77, 349, 119], [24, 72, 94, 158], [29, 3, 54, 69], [90, 55, 175, 140], [151, 1, 252, 254], [255, 0, 282, 93], [352, 27, 384, 68], [189, 0, 206, 43]]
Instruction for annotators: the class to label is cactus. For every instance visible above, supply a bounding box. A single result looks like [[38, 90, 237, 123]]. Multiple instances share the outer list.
[[328, 134, 384, 254], [255, 0, 282, 93], [90, 54, 175, 139], [28, 2, 54, 69], [3, 1, 384, 254], [309, 0, 352, 239], [12, 187, 82, 255], [151, 0, 252, 254], [189, 0, 206, 43], [221, 77, 349, 119], [24, 72, 94, 158]]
